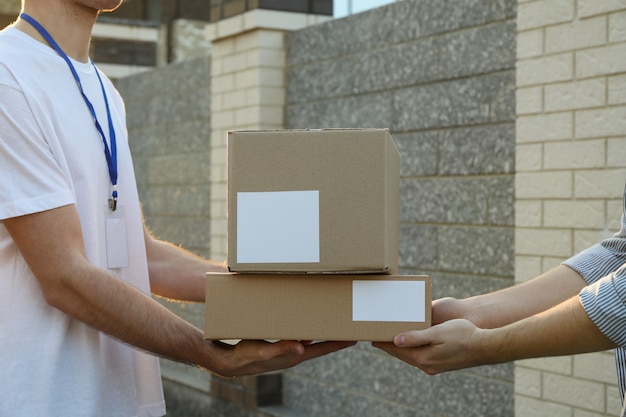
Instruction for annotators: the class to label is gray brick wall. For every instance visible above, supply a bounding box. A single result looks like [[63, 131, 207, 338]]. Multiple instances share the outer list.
[[116, 0, 517, 415], [116, 55, 212, 258], [115, 56, 213, 402], [283, 0, 516, 415], [287, 0, 516, 308]]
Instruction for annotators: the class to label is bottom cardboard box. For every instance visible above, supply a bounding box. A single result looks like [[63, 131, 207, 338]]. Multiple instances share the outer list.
[[204, 273, 431, 342]]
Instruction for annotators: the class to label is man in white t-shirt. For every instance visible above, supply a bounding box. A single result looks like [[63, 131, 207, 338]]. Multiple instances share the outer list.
[[0, 1, 352, 416]]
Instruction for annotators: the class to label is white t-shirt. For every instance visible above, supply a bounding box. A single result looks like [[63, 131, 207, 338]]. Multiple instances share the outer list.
[[0, 27, 165, 416]]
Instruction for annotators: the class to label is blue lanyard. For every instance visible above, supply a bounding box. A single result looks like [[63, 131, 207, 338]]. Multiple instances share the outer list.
[[20, 13, 119, 211]]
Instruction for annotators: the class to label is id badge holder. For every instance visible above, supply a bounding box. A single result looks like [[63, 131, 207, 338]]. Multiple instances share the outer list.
[[104, 204, 129, 269]]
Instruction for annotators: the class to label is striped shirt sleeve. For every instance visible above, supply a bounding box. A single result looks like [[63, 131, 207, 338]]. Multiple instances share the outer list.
[[579, 264, 626, 406], [563, 183, 626, 285], [563, 184, 626, 346], [579, 264, 626, 347], [563, 182, 626, 404]]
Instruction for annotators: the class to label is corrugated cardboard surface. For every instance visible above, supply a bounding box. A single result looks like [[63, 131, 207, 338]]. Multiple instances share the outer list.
[[227, 128, 400, 274], [204, 273, 431, 342]]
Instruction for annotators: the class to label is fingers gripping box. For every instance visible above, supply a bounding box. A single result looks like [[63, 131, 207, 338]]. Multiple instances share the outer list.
[[227, 128, 400, 274]]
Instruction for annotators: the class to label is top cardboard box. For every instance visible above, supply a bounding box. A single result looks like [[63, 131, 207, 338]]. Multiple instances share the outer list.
[[227, 128, 400, 274]]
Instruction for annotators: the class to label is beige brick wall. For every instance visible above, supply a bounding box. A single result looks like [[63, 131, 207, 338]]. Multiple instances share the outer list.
[[209, 28, 287, 260], [516, 1, 626, 416], [206, 9, 331, 261]]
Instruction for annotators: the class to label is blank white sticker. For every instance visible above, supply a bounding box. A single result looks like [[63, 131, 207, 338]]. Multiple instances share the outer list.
[[353, 280, 426, 322], [237, 190, 320, 263]]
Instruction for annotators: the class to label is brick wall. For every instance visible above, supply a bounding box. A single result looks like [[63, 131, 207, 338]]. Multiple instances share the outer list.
[[515, 1, 626, 416], [206, 9, 332, 261], [115, 59, 213, 399], [282, 0, 517, 415], [116, 56, 212, 261]]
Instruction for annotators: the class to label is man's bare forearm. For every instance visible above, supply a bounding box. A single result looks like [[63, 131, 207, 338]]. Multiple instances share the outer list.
[[5, 205, 354, 377], [5, 205, 217, 369], [143, 226, 226, 302]]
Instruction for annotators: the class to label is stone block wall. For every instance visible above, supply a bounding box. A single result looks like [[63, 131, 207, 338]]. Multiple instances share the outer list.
[[286, 0, 517, 296], [276, 0, 516, 416], [115, 58, 213, 399], [115, 59, 211, 256], [117, 55, 212, 260], [281, 0, 517, 416]]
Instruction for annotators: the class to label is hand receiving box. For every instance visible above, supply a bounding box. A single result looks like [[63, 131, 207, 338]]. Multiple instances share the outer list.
[[204, 273, 432, 342], [227, 128, 400, 274]]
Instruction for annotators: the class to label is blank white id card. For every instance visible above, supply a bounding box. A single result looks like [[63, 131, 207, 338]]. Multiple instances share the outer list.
[[352, 280, 426, 322], [104, 205, 129, 269], [237, 190, 320, 263]]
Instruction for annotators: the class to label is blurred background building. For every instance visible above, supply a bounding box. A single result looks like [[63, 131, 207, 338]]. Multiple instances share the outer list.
[[0, 0, 396, 78]]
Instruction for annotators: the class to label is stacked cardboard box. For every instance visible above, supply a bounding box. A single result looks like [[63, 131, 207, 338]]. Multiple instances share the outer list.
[[205, 129, 431, 342]]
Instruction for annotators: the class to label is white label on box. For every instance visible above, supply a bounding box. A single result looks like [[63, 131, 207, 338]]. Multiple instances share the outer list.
[[237, 190, 320, 263], [352, 280, 426, 322]]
